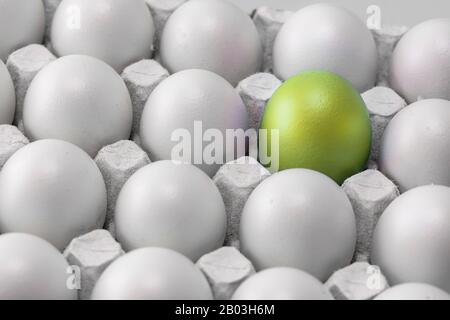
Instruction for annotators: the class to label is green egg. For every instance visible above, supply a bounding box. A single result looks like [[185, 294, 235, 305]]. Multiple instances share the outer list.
[[260, 71, 371, 184]]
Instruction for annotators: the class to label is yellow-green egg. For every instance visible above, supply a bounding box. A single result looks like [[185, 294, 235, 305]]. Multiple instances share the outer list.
[[260, 71, 371, 184]]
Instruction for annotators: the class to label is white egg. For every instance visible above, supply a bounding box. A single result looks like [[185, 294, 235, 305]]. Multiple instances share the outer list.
[[379, 99, 450, 192], [140, 69, 248, 177], [390, 18, 450, 103], [91, 247, 213, 300], [371, 185, 450, 292], [51, 0, 155, 72], [0, 60, 15, 124], [240, 169, 356, 281], [231, 268, 333, 300], [160, 0, 262, 86], [23, 55, 132, 157], [273, 3, 377, 92], [0, 0, 45, 61], [115, 160, 226, 261], [375, 283, 450, 300], [0, 139, 107, 250], [0, 233, 77, 300]]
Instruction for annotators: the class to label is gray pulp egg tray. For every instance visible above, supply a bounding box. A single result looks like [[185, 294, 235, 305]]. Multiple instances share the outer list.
[[0, 1, 418, 300]]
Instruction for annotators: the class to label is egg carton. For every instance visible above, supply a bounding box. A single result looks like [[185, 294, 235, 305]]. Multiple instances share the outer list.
[[0, 2, 425, 300], [64, 229, 124, 300]]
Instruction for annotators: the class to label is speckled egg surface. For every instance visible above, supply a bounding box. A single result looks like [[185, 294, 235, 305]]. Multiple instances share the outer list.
[[160, 0, 263, 86], [273, 3, 378, 92], [390, 18, 450, 103], [51, 0, 155, 72], [261, 71, 371, 184]]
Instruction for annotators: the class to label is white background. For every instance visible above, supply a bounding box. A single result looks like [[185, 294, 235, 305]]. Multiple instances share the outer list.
[[229, 0, 450, 27]]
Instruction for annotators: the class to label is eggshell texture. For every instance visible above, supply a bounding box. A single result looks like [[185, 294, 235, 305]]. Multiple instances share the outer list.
[[273, 3, 377, 92], [232, 268, 333, 300], [390, 18, 450, 103], [92, 247, 213, 300], [371, 185, 450, 292], [115, 161, 226, 261], [140, 69, 248, 177], [0, 233, 77, 300], [0, 0, 45, 61], [375, 283, 450, 300], [240, 169, 356, 281], [0, 60, 15, 124], [379, 99, 450, 192], [23, 55, 132, 157], [261, 71, 371, 184], [0, 140, 107, 250], [51, 0, 154, 72], [160, 0, 262, 86]]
